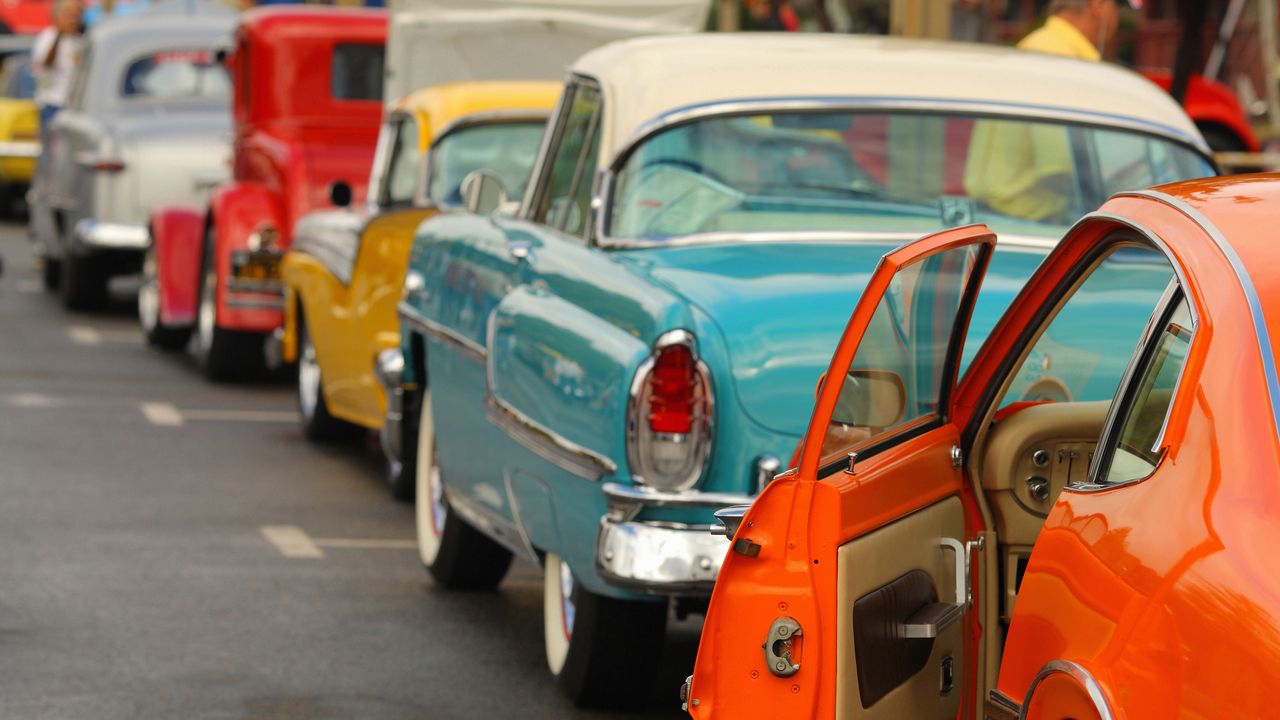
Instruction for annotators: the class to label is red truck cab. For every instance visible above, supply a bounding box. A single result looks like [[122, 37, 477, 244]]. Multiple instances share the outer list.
[[144, 6, 386, 380]]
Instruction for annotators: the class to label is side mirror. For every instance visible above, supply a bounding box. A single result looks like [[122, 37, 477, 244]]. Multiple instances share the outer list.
[[329, 180, 353, 209], [460, 170, 507, 215], [831, 369, 907, 429]]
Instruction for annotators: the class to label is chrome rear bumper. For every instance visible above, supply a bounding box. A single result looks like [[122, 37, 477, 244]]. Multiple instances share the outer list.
[[596, 482, 755, 595], [375, 348, 406, 480], [73, 219, 148, 251]]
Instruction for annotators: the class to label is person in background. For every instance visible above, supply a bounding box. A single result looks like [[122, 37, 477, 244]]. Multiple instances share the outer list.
[[1019, 0, 1122, 60], [32, 0, 83, 131], [964, 0, 1127, 222]]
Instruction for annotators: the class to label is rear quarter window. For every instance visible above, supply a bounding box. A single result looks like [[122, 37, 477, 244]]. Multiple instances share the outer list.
[[331, 43, 383, 101]]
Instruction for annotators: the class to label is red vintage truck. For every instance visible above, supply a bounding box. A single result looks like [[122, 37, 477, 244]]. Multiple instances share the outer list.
[[142, 6, 386, 380]]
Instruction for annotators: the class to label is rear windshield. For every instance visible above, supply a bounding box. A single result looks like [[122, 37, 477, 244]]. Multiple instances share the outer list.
[[121, 49, 229, 101], [331, 43, 383, 101]]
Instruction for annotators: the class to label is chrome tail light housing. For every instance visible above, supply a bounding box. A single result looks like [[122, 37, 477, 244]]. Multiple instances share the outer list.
[[625, 330, 714, 492]]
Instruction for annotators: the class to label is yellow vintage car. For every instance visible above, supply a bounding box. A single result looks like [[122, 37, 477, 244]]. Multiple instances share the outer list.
[[280, 80, 559, 496], [0, 54, 39, 212]]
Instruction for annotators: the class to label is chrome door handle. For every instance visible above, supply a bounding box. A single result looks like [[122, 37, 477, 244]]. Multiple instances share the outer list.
[[402, 270, 427, 300], [900, 536, 969, 639], [508, 240, 533, 262], [902, 601, 964, 638]]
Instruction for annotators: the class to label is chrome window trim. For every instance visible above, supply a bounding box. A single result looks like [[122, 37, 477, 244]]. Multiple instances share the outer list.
[[1078, 281, 1187, 490], [414, 109, 553, 210], [1019, 660, 1115, 720], [624, 96, 1211, 159], [1120, 188, 1280, 446], [520, 73, 604, 226], [364, 116, 397, 213], [594, 97, 1215, 250], [397, 300, 486, 363]]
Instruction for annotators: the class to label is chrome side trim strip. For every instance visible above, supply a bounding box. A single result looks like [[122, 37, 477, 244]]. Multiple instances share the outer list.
[[1019, 660, 1115, 720], [485, 395, 617, 482], [1120, 189, 1280, 445], [443, 486, 538, 565], [397, 301, 486, 363], [225, 297, 285, 310], [0, 140, 40, 158]]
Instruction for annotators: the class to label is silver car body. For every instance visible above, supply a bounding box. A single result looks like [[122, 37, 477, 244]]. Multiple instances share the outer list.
[[30, 5, 233, 264]]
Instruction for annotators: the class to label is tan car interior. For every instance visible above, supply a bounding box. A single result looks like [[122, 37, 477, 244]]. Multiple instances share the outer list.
[[831, 240, 1170, 718]]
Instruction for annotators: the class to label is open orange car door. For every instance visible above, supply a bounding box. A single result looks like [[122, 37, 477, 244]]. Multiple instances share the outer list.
[[689, 225, 996, 718]]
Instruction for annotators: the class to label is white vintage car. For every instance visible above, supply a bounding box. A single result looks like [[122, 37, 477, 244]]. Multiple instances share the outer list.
[[29, 1, 234, 310]]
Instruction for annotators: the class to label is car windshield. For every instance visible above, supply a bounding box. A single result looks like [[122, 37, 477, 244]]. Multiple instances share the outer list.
[[121, 49, 229, 101], [427, 121, 546, 208], [608, 110, 1214, 242]]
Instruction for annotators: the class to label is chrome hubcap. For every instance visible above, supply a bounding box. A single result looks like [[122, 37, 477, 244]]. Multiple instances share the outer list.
[[297, 333, 320, 421], [197, 268, 215, 354], [428, 441, 444, 537], [559, 561, 575, 641], [138, 248, 159, 333]]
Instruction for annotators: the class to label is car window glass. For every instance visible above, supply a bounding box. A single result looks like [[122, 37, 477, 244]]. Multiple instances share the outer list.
[[427, 121, 545, 208], [331, 43, 383, 102], [536, 83, 602, 237], [1100, 297, 1192, 484], [383, 117, 419, 207], [996, 245, 1173, 409], [607, 112, 1213, 242], [121, 49, 229, 101], [818, 244, 983, 468], [6, 60, 34, 99]]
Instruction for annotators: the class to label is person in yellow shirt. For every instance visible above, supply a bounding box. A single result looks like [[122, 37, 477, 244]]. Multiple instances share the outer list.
[[964, 0, 1125, 222], [1020, 0, 1122, 61]]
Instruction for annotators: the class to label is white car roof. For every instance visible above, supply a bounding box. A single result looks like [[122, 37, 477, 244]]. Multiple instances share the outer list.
[[571, 33, 1208, 162]]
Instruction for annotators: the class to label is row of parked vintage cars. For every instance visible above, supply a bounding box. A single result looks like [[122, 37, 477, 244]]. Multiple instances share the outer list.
[[27, 0, 1280, 716]]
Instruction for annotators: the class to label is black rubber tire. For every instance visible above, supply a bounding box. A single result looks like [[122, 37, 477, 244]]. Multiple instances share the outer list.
[[296, 312, 363, 443], [41, 256, 60, 291], [139, 242, 191, 350], [60, 253, 107, 311], [194, 235, 265, 382], [546, 555, 668, 709], [416, 389, 512, 590]]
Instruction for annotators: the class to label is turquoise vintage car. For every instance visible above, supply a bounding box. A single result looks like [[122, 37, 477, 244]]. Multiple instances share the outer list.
[[382, 34, 1214, 707]]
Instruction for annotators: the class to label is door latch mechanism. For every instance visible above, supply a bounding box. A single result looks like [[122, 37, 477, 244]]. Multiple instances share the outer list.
[[763, 616, 802, 677]]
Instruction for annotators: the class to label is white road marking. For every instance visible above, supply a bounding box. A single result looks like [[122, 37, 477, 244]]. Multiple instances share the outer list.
[[140, 402, 184, 427], [183, 409, 299, 423], [68, 326, 103, 346], [99, 329, 142, 343], [261, 525, 325, 559], [9, 393, 53, 408], [313, 538, 417, 550]]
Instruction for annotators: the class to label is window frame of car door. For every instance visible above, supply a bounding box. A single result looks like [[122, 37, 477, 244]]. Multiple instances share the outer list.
[[372, 111, 420, 212], [1080, 281, 1194, 490], [415, 111, 551, 211], [521, 74, 603, 243], [958, 226, 1200, 479], [804, 227, 996, 481]]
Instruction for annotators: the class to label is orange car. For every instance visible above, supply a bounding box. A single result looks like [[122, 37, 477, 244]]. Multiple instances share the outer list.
[[686, 173, 1280, 719]]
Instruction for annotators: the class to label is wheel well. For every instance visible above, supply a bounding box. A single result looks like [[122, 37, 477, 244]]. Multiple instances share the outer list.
[[1195, 120, 1249, 153]]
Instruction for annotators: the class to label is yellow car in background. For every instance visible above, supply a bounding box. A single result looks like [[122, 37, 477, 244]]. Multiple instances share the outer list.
[[0, 53, 39, 214], [280, 80, 559, 497]]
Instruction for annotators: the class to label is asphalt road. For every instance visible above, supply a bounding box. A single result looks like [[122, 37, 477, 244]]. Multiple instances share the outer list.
[[0, 222, 699, 720]]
